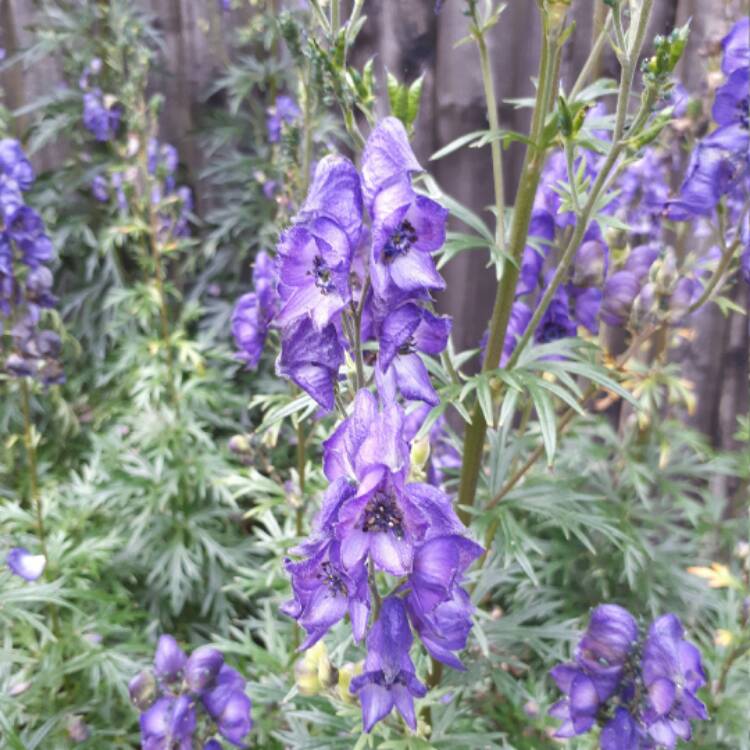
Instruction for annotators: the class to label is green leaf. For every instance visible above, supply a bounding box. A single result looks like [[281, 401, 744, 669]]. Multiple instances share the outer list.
[[430, 129, 487, 161], [526, 380, 556, 463]]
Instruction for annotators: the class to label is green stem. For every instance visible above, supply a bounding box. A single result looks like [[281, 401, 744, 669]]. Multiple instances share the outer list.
[[295, 419, 306, 537], [20, 380, 60, 633], [471, 10, 506, 257], [457, 11, 560, 520]]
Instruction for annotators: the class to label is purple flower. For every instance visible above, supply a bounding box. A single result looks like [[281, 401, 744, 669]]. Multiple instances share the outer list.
[[375, 302, 451, 406], [82, 89, 121, 142], [350, 597, 427, 732], [740, 248, 750, 284], [571, 287, 602, 334], [139, 695, 196, 750], [6, 547, 46, 581], [275, 156, 362, 330], [184, 646, 225, 693], [600, 271, 641, 327], [712, 67, 749, 127], [153, 634, 187, 682], [91, 174, 109, 202], [499, 301, 532, 366], [0, 139, 35, 191], [641, 614, 708, 747], [721, 17, 749, 76], [549, 604, 639, 739], [276, 317, 344, 410], [281, 529, 370, 648], [128, 670, 157, 711], [573, 239, 609, 287], [666, 124, 749, 221], [363, 119, 447, 303], [267, 95, 300, 143], [624, 244, 660, 282], [202, 666, 252, 747], [4, 206, 53, 267], [535, 291, 577, 344], [600, 707, 642, 750]]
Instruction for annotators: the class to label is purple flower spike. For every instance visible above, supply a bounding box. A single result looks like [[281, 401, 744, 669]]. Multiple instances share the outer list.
[[276, 317, 344, 411], [6, 547, 46, 581], [350, 597, 427, 732], [153, 635, 187, 682], [184, 646, 225, 693], [376, 303, 451, 406]]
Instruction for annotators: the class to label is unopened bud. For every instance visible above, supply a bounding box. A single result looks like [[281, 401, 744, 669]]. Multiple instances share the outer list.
[[66, 715, 90, 743], [128, 669, 157, 711], [337, 661, 362, 704]]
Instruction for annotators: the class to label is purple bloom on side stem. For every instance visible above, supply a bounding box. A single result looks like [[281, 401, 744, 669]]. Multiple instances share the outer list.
[[350, 597, 427, 732], [641, 614, 708, 747], [276, 317, 344, 411], [82, 89, 121, 142], [6, 547, 46, 581], [267, 95, 300, 143], [375, 302, 451, 406]]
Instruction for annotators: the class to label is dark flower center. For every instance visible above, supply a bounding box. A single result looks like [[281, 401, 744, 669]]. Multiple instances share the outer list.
[[383, 220, 418, 262], [318, 561, 347, 596], [371, 669, 408, 689], [538, 322, 570, 343], [397, 337, 416, 356], [310, 255, 335, 294], [362, 491, 404, 538]]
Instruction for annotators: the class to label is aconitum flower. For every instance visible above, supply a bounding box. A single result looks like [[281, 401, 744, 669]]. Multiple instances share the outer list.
[[535, 287, 577, 344], [0, 139, 35, 190], [550, 606, 707, 748], [641, 614, 708, 746], [720, 17, 749, 75], [363, 118, 448, 303], [350, 597, 427, 732], [375, 302, 451, 406], [600, 271, 641, 327], [82, 89, 121, 142], [712, 67, 749, 127], [276, 317, 344, 411], [281, 530, 370, 648], [131, 638, 252, 749], [517, 210, 555, 296], [275, 156, 362, 329], [267, 95, 300, 143], [6, 547, 46, 581], [500, 300, 532, 366]]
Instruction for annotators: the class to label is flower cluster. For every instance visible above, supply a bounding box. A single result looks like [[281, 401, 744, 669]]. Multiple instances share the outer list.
[[0, 139, 64, 384], [147, 138, 193, 239], [282, 389, 482, 731], [79, 57, 122, 142], [550, 604, 708, 749], [129, 635, 252, 749]]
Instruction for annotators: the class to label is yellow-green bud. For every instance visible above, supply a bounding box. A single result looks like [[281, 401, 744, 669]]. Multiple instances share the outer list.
[[337, 661, 363, 704]]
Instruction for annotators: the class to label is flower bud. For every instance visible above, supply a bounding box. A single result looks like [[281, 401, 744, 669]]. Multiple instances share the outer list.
[[66, 715, 90, 743], [228, 434, 251, 455], [294, 657, 321, 696], [337, 662, 362, 704], [573, 240, 609, 286], [184, 646, 224, 693], [410, 437, 431, 472], [128, 669, 157, 711], [153, 635, 186, 682], [600, 271, 640, 327]]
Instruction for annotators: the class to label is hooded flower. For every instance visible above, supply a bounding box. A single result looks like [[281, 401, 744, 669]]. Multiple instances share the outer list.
[[350, 597, 427, 732], [363, 118, 447, 303], [275, 157, 362, 330], [517, 210, 555, 296], [6, 547, 46, 581], [232, 251, 279, 369], [139, 695, 196, 750], [276, 317, 344, 411], [720, 17, 749, 76], [154, 635, 187, 683], [600, 271, 641, 327], [82, 88, 122, 142], [0, 139, 35, 191], [712, 67, 749, 127], [534, 287, 577, 344], [641, 614, 708, 748], [202, 667, 252, 748], [375, 302, 451, 406], [281, 529, 370, 648]]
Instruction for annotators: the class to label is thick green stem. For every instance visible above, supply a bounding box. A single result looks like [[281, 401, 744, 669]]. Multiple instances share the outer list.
[[295, 419, 306, 537], [457, 12, 558, 521]]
